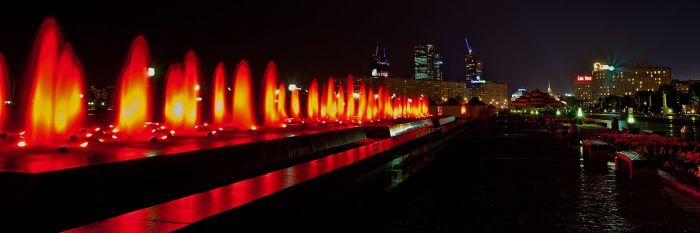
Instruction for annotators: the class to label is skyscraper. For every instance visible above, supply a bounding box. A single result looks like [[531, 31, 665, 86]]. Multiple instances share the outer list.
[[370, 47, 390, 78], [464, 38, 483, 83], [414, 44, 444, 80]]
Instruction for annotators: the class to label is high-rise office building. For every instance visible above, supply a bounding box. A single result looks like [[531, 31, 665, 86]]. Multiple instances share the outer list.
[[464, 38, 483, 83], [370, 47, 390, 78], [414, 44, 444, 80]]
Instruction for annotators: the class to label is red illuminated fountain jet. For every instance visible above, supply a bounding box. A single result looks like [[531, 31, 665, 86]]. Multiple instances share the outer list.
[[23, 17, 86, 146], [116, 35, 151, 138]]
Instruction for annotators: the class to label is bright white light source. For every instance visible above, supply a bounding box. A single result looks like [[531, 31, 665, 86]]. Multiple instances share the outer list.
[[147, 67, 155, 77], [288, 84, 297, 91]]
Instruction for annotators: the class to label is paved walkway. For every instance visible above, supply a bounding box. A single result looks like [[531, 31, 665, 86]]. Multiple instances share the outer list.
[[313, 116, 700, 232]]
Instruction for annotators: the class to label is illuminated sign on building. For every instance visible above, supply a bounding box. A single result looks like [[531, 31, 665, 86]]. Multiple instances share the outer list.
[[593, 63, 615, 71], [576, 75, 593, 82]]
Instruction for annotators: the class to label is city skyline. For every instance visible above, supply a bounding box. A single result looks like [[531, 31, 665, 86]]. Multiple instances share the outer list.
[[1, 1, 699, 94]]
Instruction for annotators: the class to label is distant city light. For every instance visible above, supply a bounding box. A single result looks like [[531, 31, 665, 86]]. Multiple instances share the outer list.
[[147, 67, 155, 77]]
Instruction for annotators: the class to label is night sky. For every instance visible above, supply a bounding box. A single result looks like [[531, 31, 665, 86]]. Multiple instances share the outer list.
[[1, 1, 699, 94]]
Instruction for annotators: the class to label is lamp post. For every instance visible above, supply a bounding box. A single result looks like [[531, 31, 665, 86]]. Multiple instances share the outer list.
[[576, 107, 583, 125], [627, 107, 639, 133]]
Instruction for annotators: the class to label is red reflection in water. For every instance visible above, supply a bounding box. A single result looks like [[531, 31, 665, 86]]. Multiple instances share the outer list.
[[25, 18, 85, 141], [263, 62, 279, 126], [0, 54, 6, 131], [277, 82, 288, 120], [212, 62, 227, 125], [164, 51, 200, 129], [307, 79, 319, 120], [117, 35, 151, 136], [345, 76, 355, 119], [232, 61, 255, 129]]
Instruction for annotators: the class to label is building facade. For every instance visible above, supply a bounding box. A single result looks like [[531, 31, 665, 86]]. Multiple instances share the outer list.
[[573, 75, 594, 103], [590, 62, 671, 99], [414, 44, 444, 80], [370, 47, 389, 78], [467, 81, 508, 108]]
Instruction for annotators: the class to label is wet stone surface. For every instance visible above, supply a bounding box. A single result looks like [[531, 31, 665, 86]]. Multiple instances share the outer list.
[[312, 116, 700, 232]]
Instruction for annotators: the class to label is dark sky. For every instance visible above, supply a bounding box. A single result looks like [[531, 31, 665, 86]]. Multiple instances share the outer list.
[[1, 1, 699, 94]]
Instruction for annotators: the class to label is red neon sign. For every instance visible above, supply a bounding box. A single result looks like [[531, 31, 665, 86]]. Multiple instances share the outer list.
[[576, 75, 592, 82]]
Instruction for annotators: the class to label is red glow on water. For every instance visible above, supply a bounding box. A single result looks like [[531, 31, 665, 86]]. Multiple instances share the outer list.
[[117, 35, 151, 135], [212, 62, 227, 125], [307, 79, 319, 120], [357, 82, 367, 121], [263, 62, 279, 126], [163, 51, 200, 129], [290, 87, 300, 119], [277, 82, 288, 120], [0, 54, 8, 131], [25, 18, 85, 141], [232, 60, 255, 129], [345, 76, 354, 119]]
